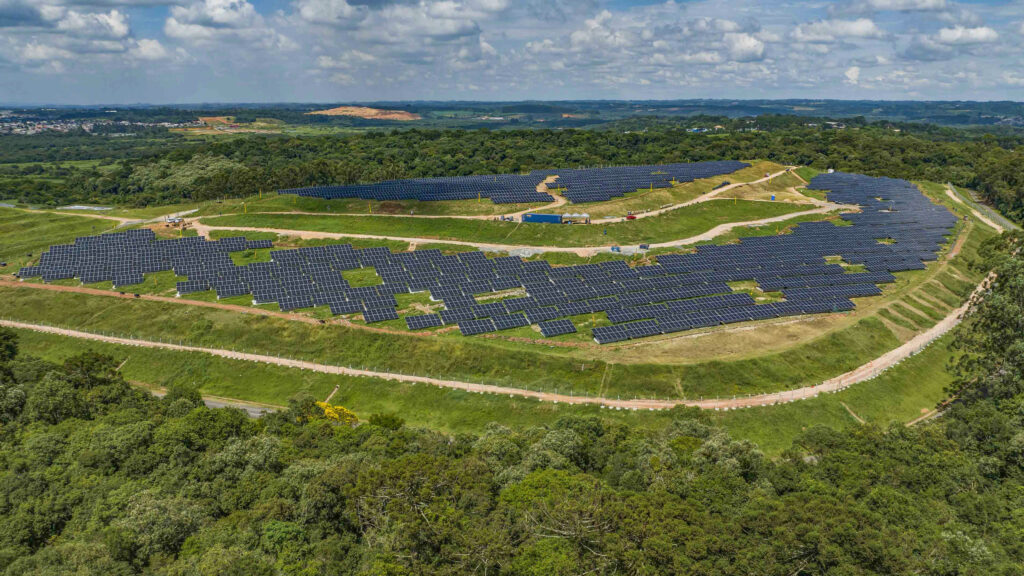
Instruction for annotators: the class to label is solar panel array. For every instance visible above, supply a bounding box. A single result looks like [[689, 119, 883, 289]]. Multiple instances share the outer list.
[[278, 160, 750, 205], [539, 160, 751, 203], [19, 172, 956, 344], [279, 174, 554, 205]]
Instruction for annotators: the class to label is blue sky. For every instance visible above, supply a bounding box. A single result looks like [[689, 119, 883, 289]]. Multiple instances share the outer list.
[[1, 0, 1022, 104]]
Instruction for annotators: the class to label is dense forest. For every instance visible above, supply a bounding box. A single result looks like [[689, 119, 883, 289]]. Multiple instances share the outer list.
[[2, 118, 1024, 222], [0, 233, 1021, 575]]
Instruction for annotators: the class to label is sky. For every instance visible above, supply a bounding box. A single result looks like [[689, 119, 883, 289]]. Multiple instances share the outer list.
[[1, 0, 1023, 104]]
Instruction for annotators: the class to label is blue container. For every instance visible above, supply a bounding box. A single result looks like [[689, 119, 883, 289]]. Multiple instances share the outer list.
[[522, 213, 563, 224]]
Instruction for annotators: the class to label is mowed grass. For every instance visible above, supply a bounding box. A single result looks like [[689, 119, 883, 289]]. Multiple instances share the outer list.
[[201, 199, 812, 247], [0, 284, 911, 399], [8, 326, 956, 457], [197, 190, 544, 218], [193, 161, 781, 221], [716, 172, 813, 203], [708, 333, 958, 454], [0, 207, 120, 270], [538, 161, 785, 219], [793, 166, 821, 182]]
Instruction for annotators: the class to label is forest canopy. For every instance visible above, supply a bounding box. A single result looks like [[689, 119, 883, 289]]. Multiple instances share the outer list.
[[3, 117, 1024, 222]]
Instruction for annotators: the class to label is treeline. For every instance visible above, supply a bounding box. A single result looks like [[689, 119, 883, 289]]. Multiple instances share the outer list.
[[3, 119, 1024, 221], [0, 235, 1022, 575]]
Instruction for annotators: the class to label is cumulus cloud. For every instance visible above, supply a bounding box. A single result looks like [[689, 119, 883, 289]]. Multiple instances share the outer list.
[[56, 9, 129, 38], [936, 7, 982, 27], [316, 50, 377, 69], [294, 0, 365, 28], [901, 34, 953, 60], [2, 0, 1024, 103], [129, 38, 169, 60], [20, 42, 74, 61], [791, 18, 885, 43], [934, 26, 998, 45], [856, 0, 946, 10], [723, 32, 764, 62], [0, 1, 60, 28], [1003, 71, 1024, 87], [165, 0, 295, 49], [845, 65, 860, 84], [167, 0, 260, 32], [569, 10, 631, 52]]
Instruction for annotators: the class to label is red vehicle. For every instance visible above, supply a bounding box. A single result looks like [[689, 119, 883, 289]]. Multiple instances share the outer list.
[[625, 214, 637, 220]]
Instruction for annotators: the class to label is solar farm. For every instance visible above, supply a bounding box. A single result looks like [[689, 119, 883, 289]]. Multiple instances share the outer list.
[[279, 160, 749, 204], [17, 171, 958, 345]]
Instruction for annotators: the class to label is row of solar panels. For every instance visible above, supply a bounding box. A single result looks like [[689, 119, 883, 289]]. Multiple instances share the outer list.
[[17, 171, 956, 343], [279, 160, 749, 205], [279, 173, 553, 205]]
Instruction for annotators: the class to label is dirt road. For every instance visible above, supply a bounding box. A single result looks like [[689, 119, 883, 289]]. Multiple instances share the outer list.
[[588, 168, 793, 224], [0, 281, 982, 411], [192, 202, 852, 258], [945, 185, 1003, 231], [193, 170, 792, 226]]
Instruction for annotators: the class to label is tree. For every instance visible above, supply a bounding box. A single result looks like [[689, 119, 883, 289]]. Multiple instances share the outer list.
[[950, 232, 1024, 402], [0, 328, 18, 364]]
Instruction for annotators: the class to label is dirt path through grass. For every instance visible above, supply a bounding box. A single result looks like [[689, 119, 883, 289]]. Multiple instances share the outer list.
[[190, 203, 850, 256], [0, 280, 982, 411]]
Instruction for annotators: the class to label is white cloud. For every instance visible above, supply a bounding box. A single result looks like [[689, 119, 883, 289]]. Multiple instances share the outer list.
[[844, 65, 860, 84], [294, 0, 365, 28], [56, 9, 129, 39], [170, 0, 259, 29], [165, 0, 294, 49], [679, 51, 724, 64], [129, 38, 168, 60], [2, 0, 1023, 103], [857, 0, 946, 10], [20, 42, 73, 61], [935, 26, 998, 45], [316, 50, 376, 69], [791, 18, 885, 43], [569, 10, 631, 52], [901, 34, 953, 60], [936, 8, 982, 27], [723, 32, 764, 62]]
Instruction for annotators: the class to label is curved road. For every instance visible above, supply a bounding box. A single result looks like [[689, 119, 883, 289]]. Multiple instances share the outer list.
[[192, 202, 853, 257], [0, 278, 981, 411]]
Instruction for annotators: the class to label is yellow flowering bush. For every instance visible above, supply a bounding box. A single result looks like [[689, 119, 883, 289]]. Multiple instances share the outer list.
[[315, 401, 358, 426]]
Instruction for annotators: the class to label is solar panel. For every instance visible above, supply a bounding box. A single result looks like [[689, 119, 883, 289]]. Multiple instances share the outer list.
[[539, 319, 576, 337], [459, 318, 496, 336], [406, 314, 442, 330], [363, 307, 399, 323], [22, 169, 954, 344]]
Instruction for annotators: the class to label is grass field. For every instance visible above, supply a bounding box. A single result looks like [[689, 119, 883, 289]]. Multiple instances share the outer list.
[[536, 161, 785, 219], [198, 192, 543, 218], [200, 199, 813, 247], [0, 207, 120, 270], [192, 161, 782, 220], [6, 326, 956, 457]]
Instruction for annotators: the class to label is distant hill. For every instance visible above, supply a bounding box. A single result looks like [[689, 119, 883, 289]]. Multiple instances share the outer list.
[[306, 106, 421, 121]]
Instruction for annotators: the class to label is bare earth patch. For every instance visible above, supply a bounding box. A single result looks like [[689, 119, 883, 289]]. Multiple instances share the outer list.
[[307, 106, 421, 121]]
